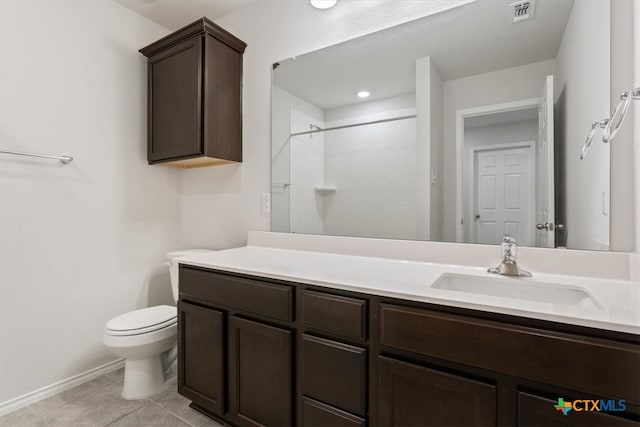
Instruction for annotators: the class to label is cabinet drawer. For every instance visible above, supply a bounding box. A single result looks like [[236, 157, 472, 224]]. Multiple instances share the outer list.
[[302, 334, 367, 417], [380, 303, 640, 403], [378, 356, 496, 426], [302, 397, 365, 427], [180, 266, 294, 321], [303, 290, 367, 341]]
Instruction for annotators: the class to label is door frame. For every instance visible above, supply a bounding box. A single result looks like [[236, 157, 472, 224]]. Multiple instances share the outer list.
[[455, 98, 540, 242], [467, 141, 536, 244]]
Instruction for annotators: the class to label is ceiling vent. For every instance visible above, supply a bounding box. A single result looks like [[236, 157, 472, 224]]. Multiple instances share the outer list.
[[510, 0, 535, 23]]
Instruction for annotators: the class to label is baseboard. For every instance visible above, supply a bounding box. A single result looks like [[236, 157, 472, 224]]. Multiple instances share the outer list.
[[0, 358, 125, 416]]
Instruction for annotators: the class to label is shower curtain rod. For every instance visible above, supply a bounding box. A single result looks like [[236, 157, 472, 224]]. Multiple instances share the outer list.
[[290, 114, 416, 137]]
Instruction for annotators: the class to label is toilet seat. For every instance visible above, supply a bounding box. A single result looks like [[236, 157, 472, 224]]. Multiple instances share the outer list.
[[106, 305, 177, 336]]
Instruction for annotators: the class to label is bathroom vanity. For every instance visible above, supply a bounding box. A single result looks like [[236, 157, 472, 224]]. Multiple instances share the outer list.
[[175, 242, 640, 427]]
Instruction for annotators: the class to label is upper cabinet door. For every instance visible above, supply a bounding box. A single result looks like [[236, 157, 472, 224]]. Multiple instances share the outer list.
[[148, 37, 203, 163]]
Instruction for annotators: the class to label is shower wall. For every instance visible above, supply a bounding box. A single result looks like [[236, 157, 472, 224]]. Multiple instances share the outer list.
[[323, 94, 417, 239], [290, 109, 325, 234]]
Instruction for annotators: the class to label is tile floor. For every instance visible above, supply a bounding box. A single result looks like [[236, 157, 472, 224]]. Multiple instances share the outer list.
[[0, 368, 224, 427]]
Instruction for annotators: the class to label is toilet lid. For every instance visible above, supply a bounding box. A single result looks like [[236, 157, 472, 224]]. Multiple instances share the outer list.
[[106, 305, 176, 334]]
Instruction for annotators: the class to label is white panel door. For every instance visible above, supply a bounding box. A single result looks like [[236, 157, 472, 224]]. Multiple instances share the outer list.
[[474, 146, 533, 245], [535, 75, 555, 248]]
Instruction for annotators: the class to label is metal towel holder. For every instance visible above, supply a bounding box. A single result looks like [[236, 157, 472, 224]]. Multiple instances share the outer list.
[[0, 149, 73, 165], [580, 87, 640, 159]]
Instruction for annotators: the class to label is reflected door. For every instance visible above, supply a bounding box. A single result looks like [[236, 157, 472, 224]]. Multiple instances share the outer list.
[[535, 75, 555, 248], [473, 146, 533, 246]]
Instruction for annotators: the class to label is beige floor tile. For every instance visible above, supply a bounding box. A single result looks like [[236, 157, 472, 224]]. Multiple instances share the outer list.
[[150, 385, 209, 427], [104, 368, 125, 385], [107, 402, 190, 427], [0, 406, 40, 426], [28, 375, 145, 426]]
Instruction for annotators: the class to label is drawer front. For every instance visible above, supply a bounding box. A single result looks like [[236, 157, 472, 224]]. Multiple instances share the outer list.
[[180, 266, 294, 321], [302, 334, 367, 417], [380, 303, 640, 403], [379, 356, 496, 427], [301, 397, 366, 427], [303, 290, 367, 341]]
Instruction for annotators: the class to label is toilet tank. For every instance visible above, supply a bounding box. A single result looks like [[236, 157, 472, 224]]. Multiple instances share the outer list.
[[166, 249, 213, 301]]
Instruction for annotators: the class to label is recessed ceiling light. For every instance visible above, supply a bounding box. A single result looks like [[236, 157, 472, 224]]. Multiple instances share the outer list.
[[357, 91, 370, 99], [310, 0, 337, 10]]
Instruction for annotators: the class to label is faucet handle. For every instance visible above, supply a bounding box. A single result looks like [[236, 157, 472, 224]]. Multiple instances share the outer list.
[[502, 235, 516, 244]]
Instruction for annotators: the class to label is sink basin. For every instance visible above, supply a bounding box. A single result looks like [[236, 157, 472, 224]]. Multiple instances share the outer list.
[[431, 273, 602, 309]]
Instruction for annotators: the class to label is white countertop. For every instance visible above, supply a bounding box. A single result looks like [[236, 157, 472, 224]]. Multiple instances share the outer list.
[[178, 246, 640, 335]]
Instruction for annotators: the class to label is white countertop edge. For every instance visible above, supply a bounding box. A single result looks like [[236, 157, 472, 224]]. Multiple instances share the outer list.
[[178, 246, 640, 336]]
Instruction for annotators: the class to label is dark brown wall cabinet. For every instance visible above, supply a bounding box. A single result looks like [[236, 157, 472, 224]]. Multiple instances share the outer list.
[[178, 266, 640, 427], [140, 18, 246, 168]]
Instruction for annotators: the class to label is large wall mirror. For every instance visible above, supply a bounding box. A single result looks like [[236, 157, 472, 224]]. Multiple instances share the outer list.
[[271, 0, 615, 251]]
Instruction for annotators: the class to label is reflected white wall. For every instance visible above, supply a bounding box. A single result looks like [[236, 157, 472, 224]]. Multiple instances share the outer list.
[[555, 0, 610, 251]]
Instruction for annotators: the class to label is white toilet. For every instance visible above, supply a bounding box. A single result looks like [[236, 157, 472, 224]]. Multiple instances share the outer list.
[[103, 249, 211, 399]]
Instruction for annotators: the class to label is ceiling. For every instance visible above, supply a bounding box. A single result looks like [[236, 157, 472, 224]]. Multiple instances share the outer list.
[[273, 0, 575, 110], [114, 0, 256, 30]]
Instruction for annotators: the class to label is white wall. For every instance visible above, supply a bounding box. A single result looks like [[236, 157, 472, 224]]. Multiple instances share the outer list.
[[323, 95, 417, 239], [441, 59, 556, 241], [416, 57, 432, 240], [429, 61, 444, 241], [177, 0, 473, 249], [610, 0, 636, 252], [634, 1, 640, 254], [0, 1, 175, 403], [555, 0, 610, 251]]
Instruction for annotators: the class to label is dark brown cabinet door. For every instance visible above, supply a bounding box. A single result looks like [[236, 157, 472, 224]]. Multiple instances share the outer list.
[[229, 316, 292, 427], [177, 301, 224, 416], [378, 356, 496, 427], [148, 37, 203, 163], [518, 392, 639, 427]]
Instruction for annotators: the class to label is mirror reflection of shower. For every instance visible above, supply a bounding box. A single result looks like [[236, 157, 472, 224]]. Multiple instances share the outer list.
[[272, 90, 418, 239], [271, 0, 613, 251]]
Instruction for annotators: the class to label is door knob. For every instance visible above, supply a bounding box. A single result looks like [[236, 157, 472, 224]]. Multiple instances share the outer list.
[[474, 214, 480, 220], [536, 222, 554, 231]]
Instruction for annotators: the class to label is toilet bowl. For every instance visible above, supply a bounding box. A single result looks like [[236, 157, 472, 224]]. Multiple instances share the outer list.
[[103, 249, 212, 399]]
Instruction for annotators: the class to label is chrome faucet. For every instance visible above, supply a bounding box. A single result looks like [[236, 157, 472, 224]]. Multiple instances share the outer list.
[[487, 235, 532, 277]]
